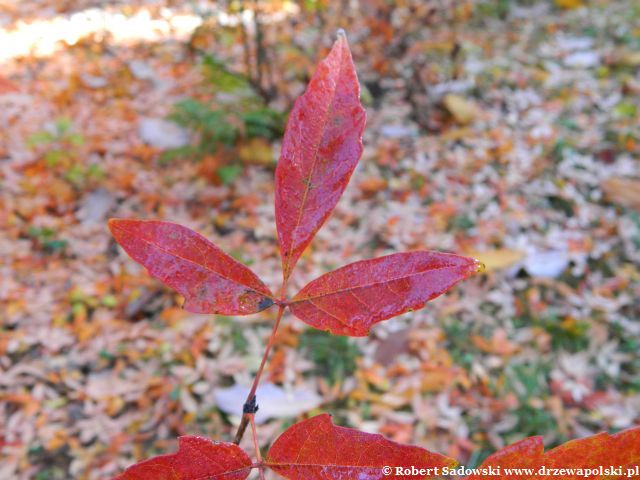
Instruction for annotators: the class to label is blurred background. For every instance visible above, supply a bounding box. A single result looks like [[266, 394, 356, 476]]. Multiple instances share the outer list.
[[1, 0, 639, 478]]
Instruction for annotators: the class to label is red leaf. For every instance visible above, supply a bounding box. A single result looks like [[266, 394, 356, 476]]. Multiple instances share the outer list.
[[114, 436, 252, 480], [466, 426, 640, 480], [0, 75, 20, 94], [109, 219, 274, 315], [275, 31, 366, 280], [265, 414, 456, 479], [464, 437, 542, 480], [288, 251, 479, 336]]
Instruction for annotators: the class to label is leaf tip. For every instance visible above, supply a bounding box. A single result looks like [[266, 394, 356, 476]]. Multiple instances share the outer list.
[[473, 258, 486, 274], [107, 218, 127, 237]]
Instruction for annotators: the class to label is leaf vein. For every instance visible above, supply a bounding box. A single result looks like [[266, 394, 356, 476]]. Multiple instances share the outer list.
[[113, 223, 271, 300], [293, 263, 458, 303]]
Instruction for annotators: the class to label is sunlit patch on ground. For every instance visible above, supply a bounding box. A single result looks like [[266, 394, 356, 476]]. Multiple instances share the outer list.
[[0, 2, 298, 63]]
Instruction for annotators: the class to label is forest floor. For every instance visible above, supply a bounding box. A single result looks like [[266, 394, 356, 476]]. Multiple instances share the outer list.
[[1, 1, 639, 478]]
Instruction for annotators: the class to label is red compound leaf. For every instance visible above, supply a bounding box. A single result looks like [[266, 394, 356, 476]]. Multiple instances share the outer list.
[[114, 436, 252, 480], [275, 31, 366, 281], [288, 251, 480, 336], [265, 414, 456, 479], [109, 219, 274, 315], [466, 425, 640, 480]]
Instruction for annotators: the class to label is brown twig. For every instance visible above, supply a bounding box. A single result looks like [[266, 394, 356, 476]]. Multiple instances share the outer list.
[[233, 302, 286, 444], [240, 0, 254, 85]]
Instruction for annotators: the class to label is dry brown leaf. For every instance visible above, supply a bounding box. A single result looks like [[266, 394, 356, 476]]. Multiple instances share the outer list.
[[238, 138, 274, 165], [442, 94, 480, 125], [555, 0, 584, 8], [359, 177, 388, 196], [601, 177, 640, 210], [467, 249, 525, 272], [472, 330, 519, 356]]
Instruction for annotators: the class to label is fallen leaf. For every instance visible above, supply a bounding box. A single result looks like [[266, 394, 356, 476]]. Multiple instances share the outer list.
[[213, 383, 322, 424], [601, 177, 640, 210], [555, 0, 583, 9], [472, 329, 519, 355], [523, 250, 569, 278], [0, 76, 19, 94], [442, 94, 479, 125], [77, 188, 115, 225], [359, 177, 388, 196], [467, 249, 525, 272], [138, 117, 190, 150], [238, 138, 273, 165]]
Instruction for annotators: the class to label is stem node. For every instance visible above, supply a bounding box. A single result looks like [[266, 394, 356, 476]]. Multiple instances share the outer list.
[[243, 395, 259, 414], [233, 304, 286, 444]]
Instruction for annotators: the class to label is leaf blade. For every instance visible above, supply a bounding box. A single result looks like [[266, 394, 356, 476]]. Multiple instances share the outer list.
[[109, 219, 274, 315], [114, 436, 252, 480], [275, 32, 366, 280], [289, 251, 479, 336], [466, 426, 640, 479], [266, 414, 456, 479]]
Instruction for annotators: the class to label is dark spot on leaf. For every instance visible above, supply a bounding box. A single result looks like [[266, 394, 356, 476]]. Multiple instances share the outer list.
[[258, 297, 274, 310]]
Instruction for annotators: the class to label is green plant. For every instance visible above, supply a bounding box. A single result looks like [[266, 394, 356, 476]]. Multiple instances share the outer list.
[[164, 55, 284, 184], [27, 117, 103, 187], [299, 329, 360, 385], [27, 226, 68, 254]]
